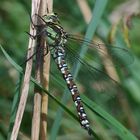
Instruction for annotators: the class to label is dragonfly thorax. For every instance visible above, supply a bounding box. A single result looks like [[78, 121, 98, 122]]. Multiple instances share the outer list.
[[43, 24, 68, 47], [42, 14, 68, 47]]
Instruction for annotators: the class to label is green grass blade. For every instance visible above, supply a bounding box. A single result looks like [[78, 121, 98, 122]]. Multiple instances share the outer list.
[[7, 74, 23, 140], [81, 95, 138, 140], [0, 46, 23, 73]]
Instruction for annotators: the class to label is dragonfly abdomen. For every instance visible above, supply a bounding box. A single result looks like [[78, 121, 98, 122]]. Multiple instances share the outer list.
[[51, 46, 90, 132]]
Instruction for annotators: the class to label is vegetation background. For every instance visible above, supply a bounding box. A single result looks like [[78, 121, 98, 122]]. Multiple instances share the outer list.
[[0, 0, 140, 139]]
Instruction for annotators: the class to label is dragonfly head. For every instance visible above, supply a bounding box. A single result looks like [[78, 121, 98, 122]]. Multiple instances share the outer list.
[[43, 13, 60, 24]]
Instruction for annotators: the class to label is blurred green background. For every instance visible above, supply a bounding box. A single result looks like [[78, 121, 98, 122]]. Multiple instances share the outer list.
[[0, 0, 140, 139]]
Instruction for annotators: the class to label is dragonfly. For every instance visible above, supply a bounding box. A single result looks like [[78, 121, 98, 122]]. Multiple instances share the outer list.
[[26, 13, 133, 135]]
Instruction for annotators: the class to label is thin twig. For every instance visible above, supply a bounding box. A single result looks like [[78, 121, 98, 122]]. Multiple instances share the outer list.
[[10, 0, 41, 140]]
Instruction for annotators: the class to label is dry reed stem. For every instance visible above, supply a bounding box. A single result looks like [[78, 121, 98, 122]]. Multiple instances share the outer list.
[[40, 53, 50, 140], [77, 0, 91, 23], [31, 90, 42, 140], [10, 0, 41, 140], [40, 0, 53, 139], [31, 38, 45, 140], [31, 4, 45, 140], [31, 0, 53, 140], [40, 1, 53, 139]]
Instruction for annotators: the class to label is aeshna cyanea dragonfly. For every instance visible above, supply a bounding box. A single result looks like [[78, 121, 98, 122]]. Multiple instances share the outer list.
[[25, 13, 133, 135]]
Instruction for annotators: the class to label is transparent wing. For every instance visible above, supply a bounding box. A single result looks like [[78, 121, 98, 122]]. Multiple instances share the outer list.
[[67, 34, 134, 67], [65, 44, 119, 92]]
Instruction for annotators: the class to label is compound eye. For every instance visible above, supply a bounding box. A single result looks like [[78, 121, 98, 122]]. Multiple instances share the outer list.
[[54, 12, 58, 16]]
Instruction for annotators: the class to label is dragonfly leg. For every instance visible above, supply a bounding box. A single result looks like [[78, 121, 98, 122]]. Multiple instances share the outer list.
[[26, 31, 45, 39], [25, 31, 37, 39]]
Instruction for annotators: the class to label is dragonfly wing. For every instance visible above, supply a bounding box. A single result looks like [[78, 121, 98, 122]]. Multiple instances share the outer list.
[[67, 34, 134, 67], [65, 44, 118, 93]]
